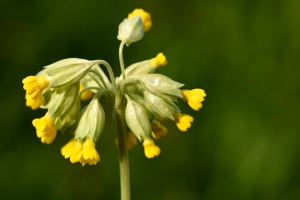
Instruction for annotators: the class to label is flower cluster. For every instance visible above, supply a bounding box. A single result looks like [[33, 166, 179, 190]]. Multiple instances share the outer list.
[[22, 9, 206, 165]]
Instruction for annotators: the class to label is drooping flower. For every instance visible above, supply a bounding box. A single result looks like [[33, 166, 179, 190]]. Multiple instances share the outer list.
[[61, 138, 83, 163], [115, 131, 138, 150], [182, 89, 206, 111], [22, 76, 49, 109], [175, 113, 194, 132], [61, 139, 77, 158], [125, 132, 138, 149], [32, 112, 57, 144], [128, 9, 152, 32], [143, 139, 161, 158], [80, 84, 94, 101], [77, 137, 100, 166], [151, 121, 167, 139]]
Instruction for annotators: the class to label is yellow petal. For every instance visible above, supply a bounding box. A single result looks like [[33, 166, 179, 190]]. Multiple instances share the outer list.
[[143, 139, 161, 158]]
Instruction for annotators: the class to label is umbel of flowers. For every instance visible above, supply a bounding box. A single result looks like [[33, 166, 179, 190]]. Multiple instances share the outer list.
[[22, 9, 206, 167]]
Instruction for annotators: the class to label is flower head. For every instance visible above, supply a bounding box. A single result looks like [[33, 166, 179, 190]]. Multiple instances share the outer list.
[[143, 139, 161, 158], [22, 76, 49, 109], [150, 53, 167, 68], [128, 9, 152, 32], [32, 112, 57, 144], [182, 89, 206, 111], [22, 8, 206, 168], [175, 113, 194, 132]]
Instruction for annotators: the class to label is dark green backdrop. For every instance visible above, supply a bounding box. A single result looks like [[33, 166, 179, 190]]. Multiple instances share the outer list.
[[0, 0, 299, 199]]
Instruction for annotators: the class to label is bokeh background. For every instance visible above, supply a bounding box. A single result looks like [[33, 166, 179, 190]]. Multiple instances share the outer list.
[[1, 0, 299, 199]]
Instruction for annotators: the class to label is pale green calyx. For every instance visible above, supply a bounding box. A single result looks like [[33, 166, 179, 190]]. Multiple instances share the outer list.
[[75, 98, 105, 142], [44, 83, 80, 118], [125, 96, 151, 141], [143, 91, 180, 120], [140, 74, 184, 98], [45, 59, 102, 88], [117, 16, 144, 45], [55, 98, 81, 133]]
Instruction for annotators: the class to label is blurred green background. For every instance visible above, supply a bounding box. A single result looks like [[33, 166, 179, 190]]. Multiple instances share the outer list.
[[1, 0, 299, 199]]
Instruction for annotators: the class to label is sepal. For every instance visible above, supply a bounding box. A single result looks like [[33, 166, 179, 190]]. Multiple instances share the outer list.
[[44, 59, 100, 88], [125, 96, 151, 141], [117, 16, 144, 45], [44, 83, 80, 118], [75, 98, 105, 142], [140, 74, 184, 98], [144, 91, 180, 120]]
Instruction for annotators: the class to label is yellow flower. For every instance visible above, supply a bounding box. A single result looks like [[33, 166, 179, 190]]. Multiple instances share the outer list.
[[77, 137, 100, 166], [115, 131, 138, 150], [175, 113, 194, 132], [22, 76, 49, 110], [32, 112, 57, 144], [126, 131, 138, 149], [80, 84, 94, 101], [128, 9, 152, 32], [61, 139, 83, 163], [151, 121, 167, 139], [182, 89, 206, 111], [143, 139, 161, 158], [150, 53, 167, 68]]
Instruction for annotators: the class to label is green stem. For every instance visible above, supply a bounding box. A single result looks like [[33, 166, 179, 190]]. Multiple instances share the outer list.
[[98, 60, 117, 92], [115, 93, 131, 200], [119, 41, 126, 80]]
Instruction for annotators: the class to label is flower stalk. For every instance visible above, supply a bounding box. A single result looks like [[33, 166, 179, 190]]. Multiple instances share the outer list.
[[115, 100, 131, 200]]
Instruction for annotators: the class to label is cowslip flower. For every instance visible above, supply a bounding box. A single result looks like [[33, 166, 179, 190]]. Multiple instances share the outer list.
[[22, 76, 49, 109], [77, 137, 100, 166], [150, 53, 167, 68], [80, 84, 94, 101], [182, 89, 206, 111], [175, 113, 194, 132], [61, 139, 83, 163], [32, 112, 57, 144], [151, 121, 167, 139], [143, 139, 161, 158], [115, 131, 138, 150]]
